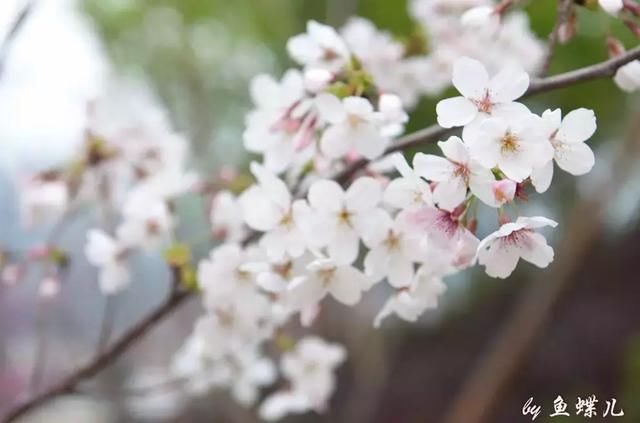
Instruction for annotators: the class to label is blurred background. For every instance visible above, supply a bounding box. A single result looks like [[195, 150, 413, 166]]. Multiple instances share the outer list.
[[1, 0, 640, 421]]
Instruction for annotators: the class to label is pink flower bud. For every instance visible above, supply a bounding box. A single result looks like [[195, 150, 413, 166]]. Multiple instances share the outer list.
[[492, 180, 516, 205]]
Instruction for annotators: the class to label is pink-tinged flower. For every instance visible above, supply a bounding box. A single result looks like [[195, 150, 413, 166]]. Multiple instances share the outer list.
[[492, 180, 517, 206], [468, 109, 554, 182], [531, 108, 597, 193], [476, 216, 558, 278], [405, 206, 477, 250], [413, 136, 495, 210], [436, 57, 530, 129]]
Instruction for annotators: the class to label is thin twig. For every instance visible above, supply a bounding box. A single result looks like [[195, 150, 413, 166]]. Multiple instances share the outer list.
[[336, 45, 640, 183], [540, 0, 573, 77], [2, 289, 191, 423], [0, 1, 35, 78], [4, 41, 640, 423]]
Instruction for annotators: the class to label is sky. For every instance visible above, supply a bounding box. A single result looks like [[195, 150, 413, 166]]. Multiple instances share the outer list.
[[0, 0, 107, 174]]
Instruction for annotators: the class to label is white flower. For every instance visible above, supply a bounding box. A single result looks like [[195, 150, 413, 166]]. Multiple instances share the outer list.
[[20, 179, 69, 227], [461, 6, 499, 28], [364, 212, 425, 288], [530, 108, 597, 193], [614, 60, 640, 93], [304, 68, 334, 93], [318, 95, 389, 160], [599, 0, 624, 15], [307, 177, 387, 264], [468, 109, 554, 182], [210, 190, 246, 242], [243, 70, 315, 173], [476, 216, 558, 278], [117, 198, 174, 250], [287, 257, 372, 309], [378, 93, 409, 137], [197, 244, 262, 307], [239, 162, 310, 260], [436, 57, 530, 129], [413, 136, 496, 210], [383, 153, 434, 210], [85, 229, 130, 294], [259, 337, 346, 420], [287, 20, 351, 70], [374, 261, 449, 327]]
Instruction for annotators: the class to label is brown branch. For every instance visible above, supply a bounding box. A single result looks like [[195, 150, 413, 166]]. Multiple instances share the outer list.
[[540, 0, 574, 77], [337, 44, 640, 183], [5, 36, 640, 423], [2, 288, 191, 423]]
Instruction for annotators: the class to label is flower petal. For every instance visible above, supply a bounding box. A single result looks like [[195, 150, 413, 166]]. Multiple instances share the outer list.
[[436, 97, 477, 128]]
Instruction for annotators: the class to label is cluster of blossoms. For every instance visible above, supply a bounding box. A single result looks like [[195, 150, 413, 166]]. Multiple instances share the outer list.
[[176, 18, 601, 420], [11, 0, 639, 420], [17, 80, 197, 294]]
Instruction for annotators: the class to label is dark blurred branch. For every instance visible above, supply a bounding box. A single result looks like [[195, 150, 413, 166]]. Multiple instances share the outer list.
[[540, 0, 574, 76], [2, 288, 191, 423], [0, 1, 35, 78], [443, 113, 640, 423], [4, 34, 640, 423], [336, 45, 640, 183]]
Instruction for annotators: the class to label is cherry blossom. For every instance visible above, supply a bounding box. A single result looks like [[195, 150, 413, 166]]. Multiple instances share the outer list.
[[259, 337, 346, 420], [85, 229, 130, 294], [383, 153, 434, 210], [476, 216, 558, 278], [413, 136, 495, 210], [531, 108, 597, 193], [239, 162, 310, 260], [317, 95, 390, 160], [243, 70, 314, 173], [117, 199, 174, 250], [614, 60, 640, 93], [599, 0, 624, 15], [436, 57, 530, 130], [467, 109, 554, 182], [363, 212, 425, 288], [306, 177, 387, 264], [287, 20, 351, 71], [374, 261, 449, 327], [210, 190, 246, 242], [287, 257, 373, 309], [19, 178, 69, 227]]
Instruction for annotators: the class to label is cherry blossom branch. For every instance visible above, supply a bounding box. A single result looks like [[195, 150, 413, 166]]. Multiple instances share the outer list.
[[337, 44, 640, 183], [2, 287, 191, 423], [5, 42, 640, 423]]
